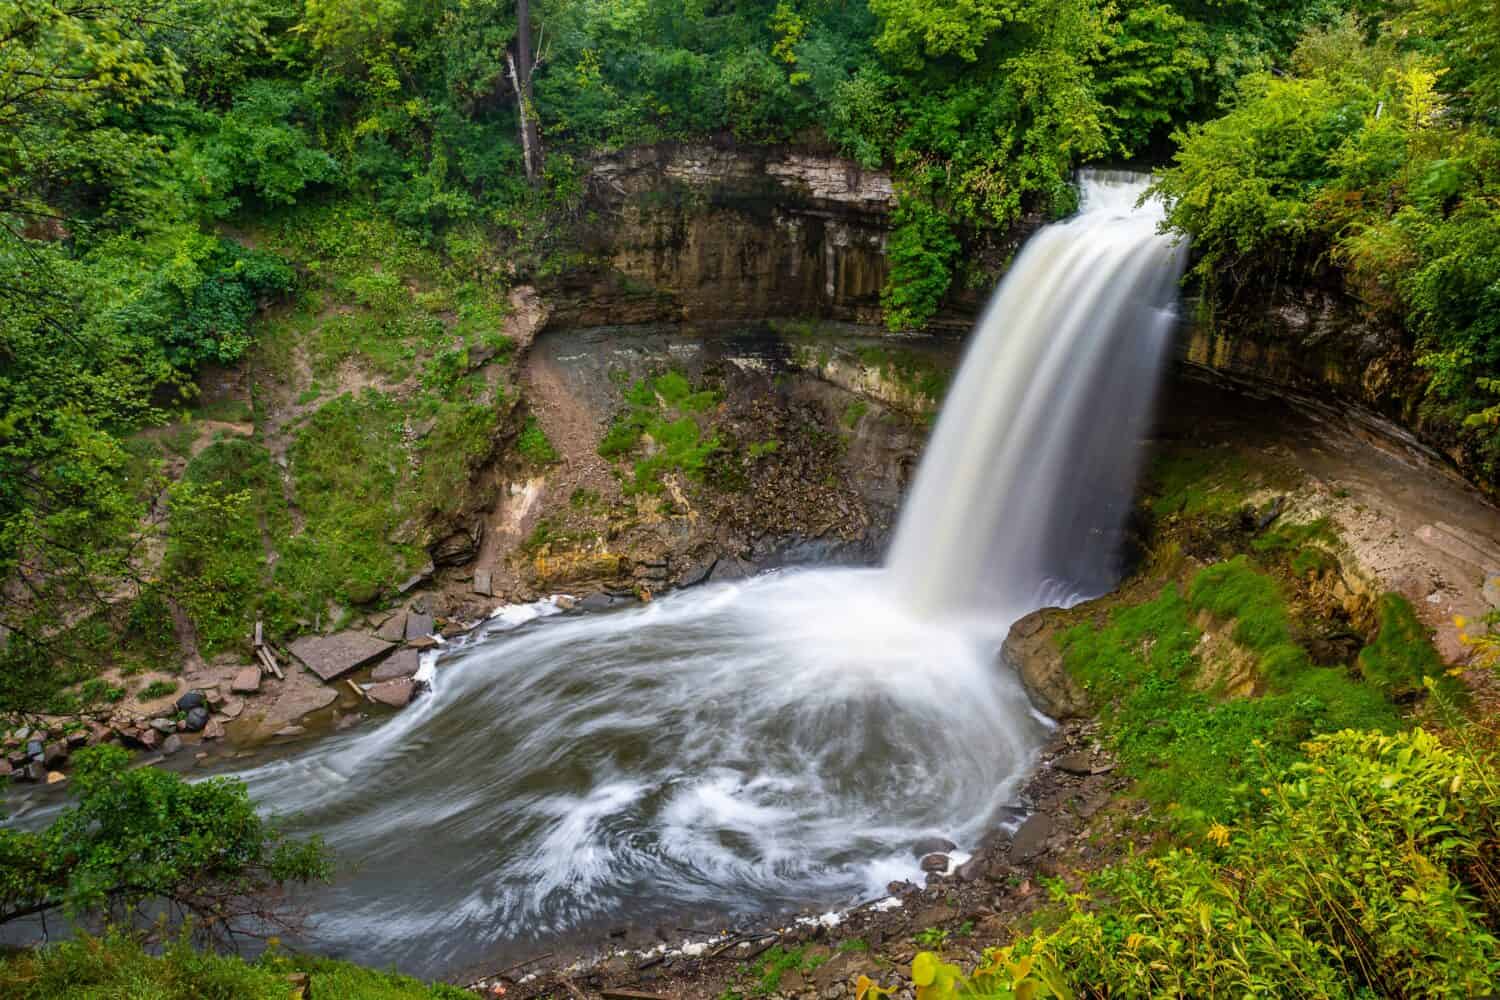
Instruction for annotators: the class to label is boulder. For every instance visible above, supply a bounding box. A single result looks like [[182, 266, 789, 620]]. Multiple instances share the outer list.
[[23, 761, 46, 782], [912, 836, 957, 858], [1009, 813, 1054, 861], [919, 853, 950, 874], [955, 856, 985, 882], [175, 690, 207, 713], [161, 734, 183, 756], [367, 679, 415, 709], [1053, 752, 1093, 776], [139, 729, 160, 750], [25, 739, 43, 760], [148, 718, 176, 735], [404, 612, 435, 641], [42, 741, 68, 768], [1001, 609, 1089, 720], [371, 648, 420, 682], [66, 730, 89, 749], [182, 706, 210, 732], [231, 667, 261, 694], [288, 630, 395, 682]]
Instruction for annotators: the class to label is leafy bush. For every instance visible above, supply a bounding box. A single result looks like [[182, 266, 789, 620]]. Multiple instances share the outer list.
[[880, 726, 1500, 999]]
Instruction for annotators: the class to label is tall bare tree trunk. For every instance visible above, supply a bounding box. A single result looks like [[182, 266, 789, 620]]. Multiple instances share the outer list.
[[509, 0, 543, 182]]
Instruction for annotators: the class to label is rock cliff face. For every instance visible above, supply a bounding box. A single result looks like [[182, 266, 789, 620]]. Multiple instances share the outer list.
[[539, 142, 1479, 492], [545, 143, 896, 328]]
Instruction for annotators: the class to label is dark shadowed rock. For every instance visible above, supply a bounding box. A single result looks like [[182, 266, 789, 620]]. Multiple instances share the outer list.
[[23, 761, 46, 782], [175, 690, 207, 713], [182, 706, 210, 732], [579, 593, 617, 612], [912, 836, 958, 857], [42, 742, 67, 768], [371, 648, 420, 682], [289, 630, 395, 682], [404, 612, 436, 641], [1009, 813, 1054, 861]]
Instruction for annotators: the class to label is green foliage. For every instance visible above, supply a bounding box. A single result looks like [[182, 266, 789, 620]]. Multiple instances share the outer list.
[[883, 199, 961, 331], [1063, 558, 1402, 826], [0, 746, 331, 931], [943, 727, 1500, 997], [597, 372, 723, 495], [0, 931, 469, 1000], [518, 416, 560, 466], [1358, 592, 1448, 696], [138, 679, 179, 700]]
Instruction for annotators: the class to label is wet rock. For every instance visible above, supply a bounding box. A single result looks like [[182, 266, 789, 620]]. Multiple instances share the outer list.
[[368, 679, 415, 709], [579, 592, 617, 612], [404, 612, 436, 641], [25, 739, 43, 760], [911, 836, 957, 857], [979, 825, 1015, 853], [371, 648, 420, 682], [231, 667, 261, 694], [886, 880, 919, 897], [273, 725, 307, 738], [23, 761, 47, 782], [1053, 752, 1093, 776], [149, 718, 177, 735], [202, 719, 225, 740], [139, 729, 160, 751], [919, 853, 950, 874], [1009, 813, 1054, 861], [1001, 609, 1089, 720], [175, 690, 207, 713], [555, 595, 578, 610], [182, 706, 210, 733], [335, 712, 365, 731], [289, 630, 395, 682], [161, 734, 183, 756], [407, 635, 439, 650], [219, 696, 245, 719], [42, 741, 68, 768]]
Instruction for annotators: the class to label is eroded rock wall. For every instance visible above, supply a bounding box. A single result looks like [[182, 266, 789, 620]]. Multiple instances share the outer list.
[[546, 143, 895, 328]]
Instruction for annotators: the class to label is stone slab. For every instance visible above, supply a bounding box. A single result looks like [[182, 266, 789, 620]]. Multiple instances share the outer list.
[[367, 679, 415, 709], [371, 648, 420, 682], [288, 631, 395, 682], [404, 612, 435, 641]]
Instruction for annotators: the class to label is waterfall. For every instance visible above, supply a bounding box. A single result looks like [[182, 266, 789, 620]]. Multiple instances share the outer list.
[[887, 171, 1188, 617]]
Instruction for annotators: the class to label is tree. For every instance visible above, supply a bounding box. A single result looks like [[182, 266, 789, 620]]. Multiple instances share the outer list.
[[0, 745, 331, 943], [508, 0, 544, 180]]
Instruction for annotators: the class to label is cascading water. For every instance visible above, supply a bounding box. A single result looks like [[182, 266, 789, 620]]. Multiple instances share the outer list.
[[888, 172, 1187, 617], [215, 172, 1183, 977]]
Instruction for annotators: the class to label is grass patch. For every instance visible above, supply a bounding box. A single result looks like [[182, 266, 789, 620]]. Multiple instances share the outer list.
[[841, 400, 868, 428], [1143, 447, 1256, 519], [598, 371, 723, 495], [0, 932, 467, 999], [517, 415, 560, 466], [138, 679, 178, 700], [854, 345, 951, 403], [1358, 592, 1449, 696], [1063, 558, 1404, 828]]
